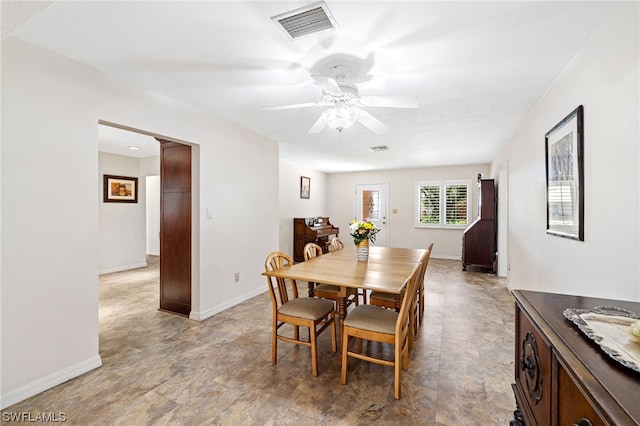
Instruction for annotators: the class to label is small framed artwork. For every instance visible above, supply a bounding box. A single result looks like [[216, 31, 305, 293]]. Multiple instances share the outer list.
[[103, 174, 138, 203], [545, 105, 584, 241], [300, 176, 310, 199]]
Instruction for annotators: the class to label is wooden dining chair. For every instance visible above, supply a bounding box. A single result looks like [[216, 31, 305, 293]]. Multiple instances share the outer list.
[[418, 242, 434, 326], [329, 237, 345, 252], [367, 289, 397, 310], [264, 251, 336, 377], [303, 242, 325, 259], [369, 244, 433, 342], [303, 242, 359, 310], [340, 262, 422, 399]]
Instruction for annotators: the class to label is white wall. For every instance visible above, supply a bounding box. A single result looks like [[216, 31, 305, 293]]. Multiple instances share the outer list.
[[139, 155, 160, 256], [278, 160, 329, 255], [139, 155, 160, 177], [195, 123, 278, 320], [98, 152, 147, 273], [491, 2, 639, 301], [98, 152, 160, 270], [1, 38, 279, 407], [146, 175, 160, 256], [328, 164, 490, 259]]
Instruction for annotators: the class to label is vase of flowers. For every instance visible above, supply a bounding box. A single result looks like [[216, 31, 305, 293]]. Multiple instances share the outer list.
[[349, 219, 380, 262], [355, 239, 370, 261]]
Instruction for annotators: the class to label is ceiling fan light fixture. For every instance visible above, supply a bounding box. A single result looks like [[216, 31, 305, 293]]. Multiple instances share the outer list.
[[265, 64, 416, 135], [326, 105, 356, 132]]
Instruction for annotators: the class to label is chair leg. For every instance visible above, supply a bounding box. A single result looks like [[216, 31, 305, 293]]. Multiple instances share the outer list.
[[409, 312, 413, 349], [409, 311, 416, 350], [403, 340, 409, 369], [394, 342, 402, 399], [272, 322, 278, 365], [330, 313, 337, 353], [419, 282, 425, 324], [294, 325, 299, 341], [310, 325, 319, 377], [341, 331, 350, 384]]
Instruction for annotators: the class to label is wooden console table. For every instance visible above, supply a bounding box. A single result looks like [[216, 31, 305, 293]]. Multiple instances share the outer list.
[[511, 290, 639, 426]]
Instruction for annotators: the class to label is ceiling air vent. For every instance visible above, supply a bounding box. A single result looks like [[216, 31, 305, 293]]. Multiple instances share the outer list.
[[369, 145, 389, 152], [271, 2, 338, 40]]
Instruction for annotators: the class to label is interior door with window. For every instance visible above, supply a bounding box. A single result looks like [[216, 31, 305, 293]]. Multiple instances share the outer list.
[[355, 183, 388, 247]]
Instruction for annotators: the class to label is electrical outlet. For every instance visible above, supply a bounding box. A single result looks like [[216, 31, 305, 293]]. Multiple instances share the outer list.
[[234, 272, 240, 283]]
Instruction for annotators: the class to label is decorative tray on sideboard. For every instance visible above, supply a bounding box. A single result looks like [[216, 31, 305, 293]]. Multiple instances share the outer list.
[[563, 305, 640, 373]]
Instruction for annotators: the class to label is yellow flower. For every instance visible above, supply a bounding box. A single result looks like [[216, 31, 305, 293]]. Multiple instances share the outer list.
[[348, 219, 380, 245]]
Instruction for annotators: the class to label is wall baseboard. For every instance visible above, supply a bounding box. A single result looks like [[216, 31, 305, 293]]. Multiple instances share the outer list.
[[98, 262, 147, 275], [432, 255, 462, 261], [1, 355, 102, 410], [189, 287, 267, 321]]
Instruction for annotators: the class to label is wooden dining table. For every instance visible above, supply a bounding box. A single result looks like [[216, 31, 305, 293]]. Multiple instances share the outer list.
[[262, 246, 426, 336]]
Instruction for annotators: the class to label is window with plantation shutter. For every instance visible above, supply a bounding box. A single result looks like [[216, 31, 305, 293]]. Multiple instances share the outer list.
[[418, 184, 440, 225], [445, 183, 468, 225], [416, 180, 470, 228]]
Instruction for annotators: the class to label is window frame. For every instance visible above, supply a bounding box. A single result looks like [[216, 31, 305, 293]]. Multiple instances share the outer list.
[[415, 180, 471, 229]]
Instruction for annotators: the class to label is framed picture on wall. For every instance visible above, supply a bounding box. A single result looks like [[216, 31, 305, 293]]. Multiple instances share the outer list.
[[300, 176, 310, 199], [545, 105, 584, 241], [103, 174, 138, 203]]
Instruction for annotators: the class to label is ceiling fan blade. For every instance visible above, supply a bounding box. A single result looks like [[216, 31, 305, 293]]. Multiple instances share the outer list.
[[262, 101, 318, 111], [308, 112, 328, 134], [359, 95, 420, 109], [356, 110, 390, 135], [311, 75, 343, 96]]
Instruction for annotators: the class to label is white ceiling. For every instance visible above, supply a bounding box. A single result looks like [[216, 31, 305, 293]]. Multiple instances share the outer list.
[[3, 1, 615, 172], [98, 125, 160, 159]]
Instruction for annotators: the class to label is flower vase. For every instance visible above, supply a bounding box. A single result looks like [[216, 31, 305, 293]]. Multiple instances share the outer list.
[[356, 239, 370, 262]]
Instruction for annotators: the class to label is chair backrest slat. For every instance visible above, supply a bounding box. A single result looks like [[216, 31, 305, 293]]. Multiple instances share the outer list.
[[418, 244, 433, 284], [265, 251, 298, 308], [303, 242, 323, 260], [395, 262, 422, 335], [329, 237, 344, 252]]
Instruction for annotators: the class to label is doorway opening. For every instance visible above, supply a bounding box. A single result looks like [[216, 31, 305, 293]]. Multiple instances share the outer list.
[[97, 120, 196, 318], [98, 123, 160, 276]]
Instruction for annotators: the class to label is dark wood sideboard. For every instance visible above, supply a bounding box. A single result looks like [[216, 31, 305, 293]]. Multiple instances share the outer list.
[[511, 290, 640, 426]]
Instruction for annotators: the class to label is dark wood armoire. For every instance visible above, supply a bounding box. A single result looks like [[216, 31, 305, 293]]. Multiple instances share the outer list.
[[462, 177, 496, 272]]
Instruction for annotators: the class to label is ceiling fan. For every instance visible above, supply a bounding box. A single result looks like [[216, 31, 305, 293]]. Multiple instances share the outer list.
[[263, 65, 420, 134]]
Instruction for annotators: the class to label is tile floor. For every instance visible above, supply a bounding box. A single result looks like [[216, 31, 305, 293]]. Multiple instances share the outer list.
[[3, 256, 516, 425]]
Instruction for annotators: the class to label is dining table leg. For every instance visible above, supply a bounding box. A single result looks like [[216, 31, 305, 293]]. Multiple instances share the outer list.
[[337, 287, 349, 343]]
